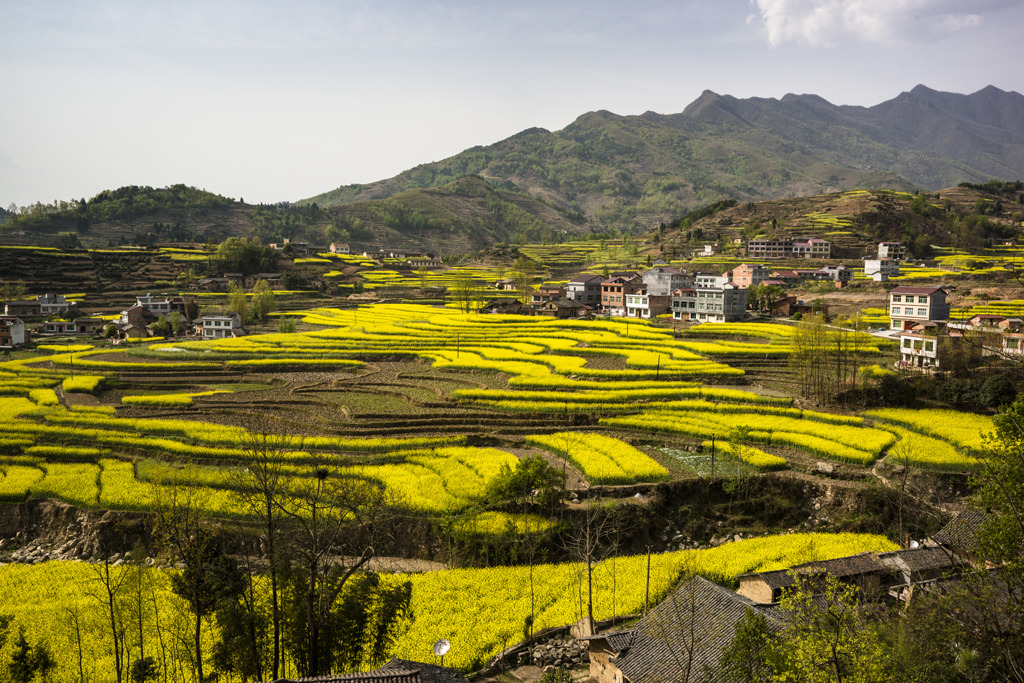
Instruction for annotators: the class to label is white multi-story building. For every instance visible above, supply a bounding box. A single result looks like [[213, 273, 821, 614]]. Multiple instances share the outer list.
[[899, 322, 943, 369], [671, 285, 748, 323], [864, 258, 900, 280], [624, 285, 671, 319], [0, 317, 26, 347], [878, 242, 907, 260], [196, 313, 245, 339], [889, 285, 950, 331], [791, 238, 831, 259], [693, 272, 730, 288], [36, 294, 73, 316]]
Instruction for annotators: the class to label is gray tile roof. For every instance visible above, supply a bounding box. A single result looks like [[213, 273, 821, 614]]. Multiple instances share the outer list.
[[264, 658, 466, 683], [613, 576, 780, 683], [932, 508, 988, 551], [737, 552, 886, 591], [878, 546, 958, 574]]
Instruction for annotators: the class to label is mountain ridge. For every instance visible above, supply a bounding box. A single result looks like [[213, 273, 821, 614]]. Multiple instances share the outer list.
[[302, 85, 1024, 232]]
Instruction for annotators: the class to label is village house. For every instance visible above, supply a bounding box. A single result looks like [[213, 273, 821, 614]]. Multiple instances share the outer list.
[[791, 237, 831, 258], [0, 317, 27, 348], [565, 274, 606, 307], [671, 285, 748, 323], [878, 241, 908, 260], [898, 321, 947, 369], [260, 657, 467, 683], [37, 293, 74, 316], [3, 300, 41, 317], [769, 270, 801, 286], [407, 255, 443, 268], [195, 313, 245, 339], [640, 267, 691, 297], [693, 271, 730, 288], [117, 304, 155, 339], [729, 263, 770, 288], [1000, 318, 1024, 355], [136, 293, 189, 317], [42, 319, 105, 336], [536, 299, 588, 319], [690, 243, 720, 258], [581, 576, 783, 683], [747, 238, 793, 259], [530, 285, 564, 307], [817, 264, 853, 285], [329, 242, 351, 255], [864, 257, 900, 280], [769, 296, 827, 318], [747, 237, 831, 259], [737, 552, 888, 604], [624, 284, 671, 319], [601, 276, 642, 317], [888, 285, 950, 331]]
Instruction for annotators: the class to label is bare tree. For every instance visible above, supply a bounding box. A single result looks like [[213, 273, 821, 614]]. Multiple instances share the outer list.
[[231, 427, 293, 681], [276, 459, 397, 677]]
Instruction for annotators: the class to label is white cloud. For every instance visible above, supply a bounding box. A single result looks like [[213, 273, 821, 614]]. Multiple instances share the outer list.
[[750, 0, 1010, 46]]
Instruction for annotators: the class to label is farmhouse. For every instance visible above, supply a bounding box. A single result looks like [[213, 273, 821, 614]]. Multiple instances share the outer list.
[[406, 255, 443, 268], [878, 241, 907, 260], [888, 285, 950, 331], [582, 576, 782, 683], [37, 293, 74, 316], [565, 273, 606, 306], [624, 284, 671, 319], [196, 313, 245, 339], [4, 300, 41, 317], [897, 321, 946, 369], [736, 552, 888, 604], [640, 267, 690, 296], [0, 316, 27, 347], [728, 263, 769, 288], [530, 285, 564, 306], [601, 276, 642, 317], [263, 657, 467, 683], [747, 237, 831, 259], [537, 299, 588, 319], [136, 293, 188, 317], [671, 285, 748, 322], [864, 258, 900, 280], [329, 242, 351, 254]]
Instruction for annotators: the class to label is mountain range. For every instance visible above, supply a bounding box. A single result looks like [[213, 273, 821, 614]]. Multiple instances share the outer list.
[[303, 85, 1024, 233]]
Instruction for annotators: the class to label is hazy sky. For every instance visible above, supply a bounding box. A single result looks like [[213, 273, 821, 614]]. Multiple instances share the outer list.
[[2, 0, 1023, 207]]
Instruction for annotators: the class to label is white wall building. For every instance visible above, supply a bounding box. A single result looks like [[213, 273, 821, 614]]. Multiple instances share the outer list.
[[196, 313, 245, 339], [671, 285, 748, 323]]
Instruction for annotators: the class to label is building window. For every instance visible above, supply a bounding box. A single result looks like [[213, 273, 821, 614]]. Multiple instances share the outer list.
[[892, 307, 901, 315], [917, 308, 926, 316], [892, 295, 902, 302], [918, 296, 928, 303]]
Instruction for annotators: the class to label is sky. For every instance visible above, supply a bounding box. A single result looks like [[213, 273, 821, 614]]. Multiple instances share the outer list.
[[2, 0, 1023, 208]]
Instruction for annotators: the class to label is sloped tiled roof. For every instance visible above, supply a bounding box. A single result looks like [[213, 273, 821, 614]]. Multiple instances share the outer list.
[[932, 508, 989, 551], [879, 546, 958, 573], [890, 285, 946, 295], [737, 552, 886, 590], [613, 576, 780, 683], [264, 658, 467, 683]]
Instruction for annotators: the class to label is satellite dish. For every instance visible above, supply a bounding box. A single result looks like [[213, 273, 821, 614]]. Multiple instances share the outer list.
[[433, 639, 451, 657], [909, 540, 920, 549]]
